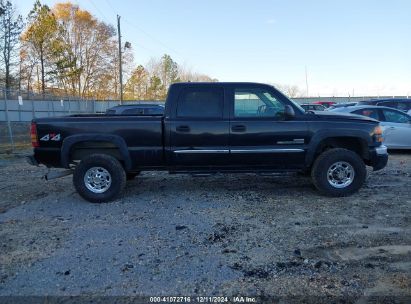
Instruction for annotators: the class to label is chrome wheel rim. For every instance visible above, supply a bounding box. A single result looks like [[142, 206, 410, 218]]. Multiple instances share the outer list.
[[84, 167, 112, 193], [327, 161, 355, 188]]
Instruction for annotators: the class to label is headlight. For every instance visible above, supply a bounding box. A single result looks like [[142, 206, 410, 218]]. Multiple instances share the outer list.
[[373, 125, 383, 143]]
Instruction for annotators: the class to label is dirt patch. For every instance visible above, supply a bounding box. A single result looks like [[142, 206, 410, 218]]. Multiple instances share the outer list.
[[0, 151, 410, 299], [334, 245, 411, 261]]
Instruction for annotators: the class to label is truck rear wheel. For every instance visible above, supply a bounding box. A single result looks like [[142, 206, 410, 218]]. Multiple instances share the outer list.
[[311, 148, 366, 197], [73, 154, 126, 203]]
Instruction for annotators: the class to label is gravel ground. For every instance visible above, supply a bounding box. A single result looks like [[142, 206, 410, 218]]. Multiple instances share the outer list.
[[0, 151, 410, 302]]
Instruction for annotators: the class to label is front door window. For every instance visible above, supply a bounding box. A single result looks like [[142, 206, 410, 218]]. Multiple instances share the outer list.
[[234, 89, 285, 119]]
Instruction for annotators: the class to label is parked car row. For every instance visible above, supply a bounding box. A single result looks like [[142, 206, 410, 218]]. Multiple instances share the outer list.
[[297, 98, 411, 149], [357, 99, 411, 115], [327, 102, 358, 110], [300, 104, 326, 111], [105, 104, 165, 115], [300, 102, 357, 112], [330, 104, 411, 149]]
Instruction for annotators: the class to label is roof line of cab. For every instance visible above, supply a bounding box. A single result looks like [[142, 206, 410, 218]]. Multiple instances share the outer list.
[[169, 82, 276, 88]]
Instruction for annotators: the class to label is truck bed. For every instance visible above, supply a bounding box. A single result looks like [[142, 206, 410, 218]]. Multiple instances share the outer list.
[[34, 115, 164, 169]]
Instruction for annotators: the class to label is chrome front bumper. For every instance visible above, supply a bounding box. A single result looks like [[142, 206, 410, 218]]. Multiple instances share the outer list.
[[375, 145, 388, 155], [370, 145, 388, 171]]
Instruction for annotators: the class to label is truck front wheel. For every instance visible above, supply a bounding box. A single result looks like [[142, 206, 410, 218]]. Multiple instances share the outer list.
[[311, 148, 366, 197], [73, 154, 126, 203]]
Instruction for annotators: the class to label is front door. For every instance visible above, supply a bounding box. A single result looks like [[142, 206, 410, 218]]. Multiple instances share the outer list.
[[167, 86, 230, 168], [229, 86, 308, 169]]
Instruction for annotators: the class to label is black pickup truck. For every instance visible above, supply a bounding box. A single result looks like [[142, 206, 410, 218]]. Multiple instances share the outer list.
[[28, 82, 388, 202]]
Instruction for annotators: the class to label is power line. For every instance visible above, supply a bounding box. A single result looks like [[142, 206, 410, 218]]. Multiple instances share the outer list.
[[122, 17, 182, 57], [102, 0, 182, 57], [132, 42, 159, 54], [87, 0, 156, 55], [104, 0, 117, 14], [88, 0, 112, 23], [92, 0, 185, 62]]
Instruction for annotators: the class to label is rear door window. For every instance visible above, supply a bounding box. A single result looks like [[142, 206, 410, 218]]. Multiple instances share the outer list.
[[177, 88, 224, 118], [397, 102, 411, 111], [382, 109, 410, 123]]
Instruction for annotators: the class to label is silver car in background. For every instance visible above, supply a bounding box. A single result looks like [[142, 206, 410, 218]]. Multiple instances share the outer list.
[[331, 105, 411, 149]]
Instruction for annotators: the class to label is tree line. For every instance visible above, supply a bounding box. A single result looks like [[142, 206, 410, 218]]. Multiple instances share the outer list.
[[0, 0, 217, 100]]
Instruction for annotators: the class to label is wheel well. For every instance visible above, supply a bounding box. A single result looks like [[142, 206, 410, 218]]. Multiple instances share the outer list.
[[70, 141, 123, 163], [315, 137, 369, 160]]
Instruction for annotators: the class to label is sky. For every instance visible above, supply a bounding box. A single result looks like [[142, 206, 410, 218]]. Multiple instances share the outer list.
[[12, 0, 411, 97]]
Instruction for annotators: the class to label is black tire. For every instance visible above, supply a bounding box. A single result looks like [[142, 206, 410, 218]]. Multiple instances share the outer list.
[[73, 154, 126, 203], [297, 169, 311, 177], [311, 148, 366, 197], [126, 171, 141, 180]]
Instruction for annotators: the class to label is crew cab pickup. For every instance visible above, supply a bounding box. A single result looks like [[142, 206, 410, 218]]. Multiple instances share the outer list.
[[28, 82, 388, 203]]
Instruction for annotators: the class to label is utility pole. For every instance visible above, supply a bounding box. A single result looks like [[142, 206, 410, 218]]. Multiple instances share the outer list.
[[305, 66, 309, 97], [117, 15, 123, 104]]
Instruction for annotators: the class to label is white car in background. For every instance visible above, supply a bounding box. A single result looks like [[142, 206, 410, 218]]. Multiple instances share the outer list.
[[331, 105, 411, 149]]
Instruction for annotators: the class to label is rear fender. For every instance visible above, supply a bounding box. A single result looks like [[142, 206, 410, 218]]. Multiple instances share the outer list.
[[61, 134, 131, 170]]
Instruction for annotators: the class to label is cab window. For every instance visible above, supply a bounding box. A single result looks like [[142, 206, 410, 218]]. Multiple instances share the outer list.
[[177, 88, 224, 118], [234, 89, 285, 118]]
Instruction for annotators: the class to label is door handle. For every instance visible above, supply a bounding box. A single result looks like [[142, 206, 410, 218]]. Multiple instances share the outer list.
[[176, 125, 190, 132], [231, 125, 246, 132]]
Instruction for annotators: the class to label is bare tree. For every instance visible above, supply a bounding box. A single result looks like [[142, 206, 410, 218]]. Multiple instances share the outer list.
[[21, 0, 57, 96], [274, 83, 304, 98], [0, 0, 23, 92]]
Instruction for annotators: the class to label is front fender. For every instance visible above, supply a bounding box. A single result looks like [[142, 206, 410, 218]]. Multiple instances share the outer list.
[[305, 129, 372, 166]]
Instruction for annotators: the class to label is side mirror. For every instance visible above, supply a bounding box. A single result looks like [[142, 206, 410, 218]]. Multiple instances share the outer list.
[[284, 105, 295, 120]]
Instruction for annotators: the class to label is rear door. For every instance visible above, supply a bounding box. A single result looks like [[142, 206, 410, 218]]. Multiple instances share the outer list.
[[167, 86, 230, 168], [228, 86, 308, 169], [380, 109, 411, 148]]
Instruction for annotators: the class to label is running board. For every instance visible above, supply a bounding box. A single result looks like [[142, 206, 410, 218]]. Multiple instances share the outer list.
[[190, 173, 216, 177], [44, 169, 73, 181]]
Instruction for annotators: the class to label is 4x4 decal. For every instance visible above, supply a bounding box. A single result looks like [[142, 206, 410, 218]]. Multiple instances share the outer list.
[[40, 133, 61, 141]]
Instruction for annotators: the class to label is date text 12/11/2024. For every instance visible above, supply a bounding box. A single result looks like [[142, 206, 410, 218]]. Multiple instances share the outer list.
[[149, 296, 257, 303]]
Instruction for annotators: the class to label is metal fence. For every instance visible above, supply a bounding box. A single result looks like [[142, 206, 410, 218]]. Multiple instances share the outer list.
[[0, 98, 164, 122], [0, 88, 164, 153]]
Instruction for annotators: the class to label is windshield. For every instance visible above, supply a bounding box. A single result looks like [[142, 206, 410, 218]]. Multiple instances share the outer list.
[[269, 85, 305, 113], [289, 99, 305, 112]]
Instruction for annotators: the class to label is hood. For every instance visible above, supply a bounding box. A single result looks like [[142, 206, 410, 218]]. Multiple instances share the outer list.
[[309, 111, 378, 123]]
